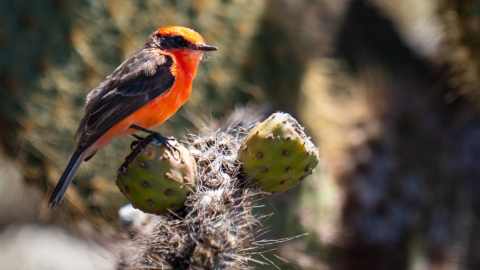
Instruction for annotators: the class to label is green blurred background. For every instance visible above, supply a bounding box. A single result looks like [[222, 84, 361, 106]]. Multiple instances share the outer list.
[[1, 0, 480, 269]]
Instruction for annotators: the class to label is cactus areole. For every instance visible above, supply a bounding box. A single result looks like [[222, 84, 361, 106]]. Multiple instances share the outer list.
[[117, 136, 197, 214], [238, 112, 319, 194]]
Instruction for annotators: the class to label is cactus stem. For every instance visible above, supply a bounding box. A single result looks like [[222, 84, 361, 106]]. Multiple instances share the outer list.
[[125, 186, 130, 194]]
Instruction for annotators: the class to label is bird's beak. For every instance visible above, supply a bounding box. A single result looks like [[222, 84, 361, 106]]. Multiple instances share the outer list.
[[195, 44, 218, 51]]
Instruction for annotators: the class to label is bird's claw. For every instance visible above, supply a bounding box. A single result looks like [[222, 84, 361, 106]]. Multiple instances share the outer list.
[[130, 134, 145, 151], [130, 140, 140, 151], [152, 133, 181, 159]]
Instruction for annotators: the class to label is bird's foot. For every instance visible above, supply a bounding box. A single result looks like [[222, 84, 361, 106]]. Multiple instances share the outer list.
[[151, 133, 180, 158], [129, 125, 180, 157]]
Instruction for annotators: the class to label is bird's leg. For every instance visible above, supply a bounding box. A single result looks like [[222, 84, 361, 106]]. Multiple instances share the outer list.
[[131, 134, 144, 140], [129, 125, 179, 156]]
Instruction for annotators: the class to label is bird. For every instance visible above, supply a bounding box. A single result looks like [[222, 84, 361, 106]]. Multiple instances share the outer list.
[[48, 26, 217, 209]]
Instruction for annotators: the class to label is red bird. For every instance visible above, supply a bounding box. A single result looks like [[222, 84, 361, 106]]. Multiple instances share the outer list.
[[49, 26, 217, 208]]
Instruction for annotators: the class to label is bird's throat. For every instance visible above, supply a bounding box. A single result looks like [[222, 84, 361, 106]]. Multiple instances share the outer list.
[[172, 49, 204, 79]]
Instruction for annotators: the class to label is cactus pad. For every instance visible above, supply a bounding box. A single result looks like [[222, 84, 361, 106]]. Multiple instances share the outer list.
[[117, 137, 197, 214], [238, 113, 319, 194]]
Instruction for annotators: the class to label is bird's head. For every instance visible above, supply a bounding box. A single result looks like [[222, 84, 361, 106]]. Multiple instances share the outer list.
[[147, 26, 217, 55], [145, 26, 217, 77]]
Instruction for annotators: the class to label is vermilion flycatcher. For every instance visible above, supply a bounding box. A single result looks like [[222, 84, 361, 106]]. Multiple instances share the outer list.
[[48, 26, 217, 209]]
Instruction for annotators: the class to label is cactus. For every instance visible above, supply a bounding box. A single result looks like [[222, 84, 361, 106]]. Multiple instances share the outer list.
[[118, 128, 266, 269], [117, 119, 319, 269], [237, 112, 319, 194], [117, 136, 197, 215]]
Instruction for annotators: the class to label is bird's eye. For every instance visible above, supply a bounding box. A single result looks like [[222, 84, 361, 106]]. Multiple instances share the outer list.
[[174, 36, 184, 44]]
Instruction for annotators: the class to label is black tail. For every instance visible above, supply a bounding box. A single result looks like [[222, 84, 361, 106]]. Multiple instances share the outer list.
[[48, 153, 85, 209]]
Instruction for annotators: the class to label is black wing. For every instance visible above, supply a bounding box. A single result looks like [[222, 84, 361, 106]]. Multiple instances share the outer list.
[[74, 49, 175, 154]]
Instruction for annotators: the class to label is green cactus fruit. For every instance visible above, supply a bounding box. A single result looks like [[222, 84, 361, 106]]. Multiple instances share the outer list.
[[117, 138, 197, 215], [238, 113, 319, 194]]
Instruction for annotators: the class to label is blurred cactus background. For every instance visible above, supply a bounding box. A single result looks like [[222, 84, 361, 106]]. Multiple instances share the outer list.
[[1, 0, 480, 269]]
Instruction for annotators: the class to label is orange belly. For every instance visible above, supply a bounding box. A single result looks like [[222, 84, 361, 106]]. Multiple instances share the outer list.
[[86, 73, 192, 156]]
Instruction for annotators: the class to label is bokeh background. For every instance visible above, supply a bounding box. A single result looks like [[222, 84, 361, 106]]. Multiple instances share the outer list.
[[1, 0, 480, 269]]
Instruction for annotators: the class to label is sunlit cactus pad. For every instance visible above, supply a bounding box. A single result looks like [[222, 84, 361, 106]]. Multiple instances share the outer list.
[[238, 113, 319, 194], [117, 136, 197, 214]]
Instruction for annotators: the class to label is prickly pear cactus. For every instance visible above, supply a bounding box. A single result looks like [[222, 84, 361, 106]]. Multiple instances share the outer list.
[[117, 137, 197, 215], [238, 113, 319, 194]]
